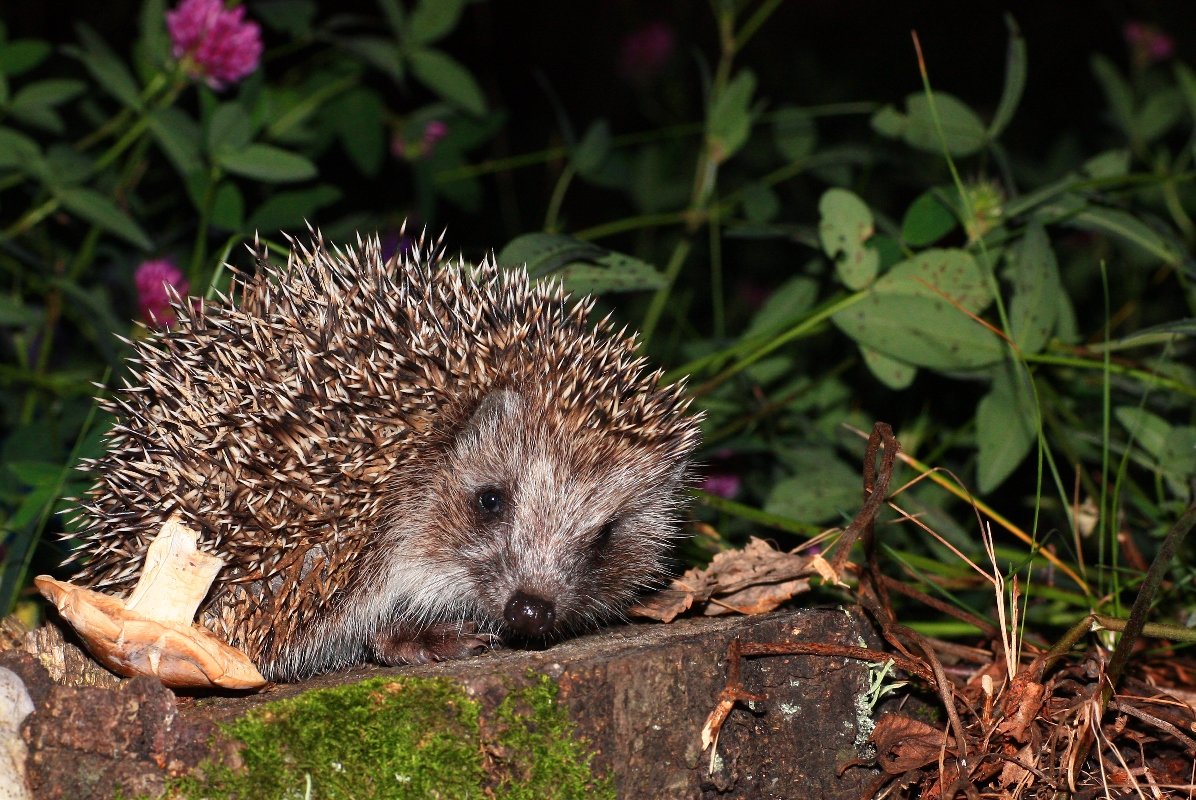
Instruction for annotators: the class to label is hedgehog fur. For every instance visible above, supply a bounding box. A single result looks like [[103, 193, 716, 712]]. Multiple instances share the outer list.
[[69, 230, 702, 680]]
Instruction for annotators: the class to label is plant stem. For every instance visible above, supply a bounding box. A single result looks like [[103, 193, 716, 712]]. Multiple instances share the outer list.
[[640, 238, 693, 345], [734, 0, 786, 51], [1102, 501, 1196, 702], [189, 166, 221, 286], [543, 163, 576, 233], [1, 199, 60, 241], [689, 290, 865, 395], [640, 3, 738, 347]]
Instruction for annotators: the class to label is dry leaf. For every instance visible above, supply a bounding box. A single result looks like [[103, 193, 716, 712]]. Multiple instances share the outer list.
[[869, 712, 951, 773], [36, 517, 265, 690], [630, 536, 817, 622]]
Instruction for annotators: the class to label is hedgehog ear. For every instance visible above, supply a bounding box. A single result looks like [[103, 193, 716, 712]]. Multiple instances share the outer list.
[[459, 389, 523, 438]]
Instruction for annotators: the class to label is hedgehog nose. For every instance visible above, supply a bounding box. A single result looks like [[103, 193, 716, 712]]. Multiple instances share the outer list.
[[504, 591, 556, 637]]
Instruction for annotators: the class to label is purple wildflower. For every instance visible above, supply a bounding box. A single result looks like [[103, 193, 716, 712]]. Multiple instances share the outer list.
[[701, 473, 741, 500], [167, 0, 263, 90], [423, 120, 449, 149], [392, 120, 450, 160], [135, 259, 189, 328], [1123, 21, 1175, 68], [617, 21, 676, 84]]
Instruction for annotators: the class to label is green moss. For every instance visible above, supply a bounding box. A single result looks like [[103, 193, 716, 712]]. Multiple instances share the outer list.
[[489, 674, 615, 800], [172, 674, 612, 800], [176, 677, 484, 799]]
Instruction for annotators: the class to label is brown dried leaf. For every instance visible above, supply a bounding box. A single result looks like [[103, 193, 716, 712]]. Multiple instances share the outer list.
[[35, 577, 265, 690], [34, 517, 265, 690], [626, 588, 693, 623], [870, 712, 951, 774], [702, 577, 810, 616], [629, 537, 818, 622], [997, 678, 1046, 743]]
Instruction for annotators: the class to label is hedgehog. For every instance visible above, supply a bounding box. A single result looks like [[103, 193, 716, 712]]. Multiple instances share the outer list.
[[67, 230, 702, 681]]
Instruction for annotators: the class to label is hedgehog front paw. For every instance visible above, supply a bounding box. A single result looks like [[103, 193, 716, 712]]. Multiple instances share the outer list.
[[371, 621, 493, 666]]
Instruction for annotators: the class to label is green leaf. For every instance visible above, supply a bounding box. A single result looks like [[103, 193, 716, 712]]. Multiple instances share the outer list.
[[765, 449, 862, 524], [376, 0, 406, 35], [1081, 149, 1130, 179], [498, 233, 605, 277], [988, 14, 1026, 139], [408, 47, 485, 116], [874, 248, 992, 312], [833, 293, 1004, 370], [772, 106, 817, 161], [1063, 206, 1183, 267], [1091, 55, 1134, 141], [870, 105, 904, 138], [1008, 222, 1062, 354], [211, 182, 245, 230], [0, 126, 42, 172], [207, 102, 255, 154], [1176, 63, 1196, 124], [217, 144, 318, 182], [818, 188, 878, 290], [8, 481, 59, 529], [903, 92, 988, 157], [10, 78, 86, 108], [901, 190, 957, 246], [1116, 407, 1196, 488], [572, 119, 611, 179], [0, 296, 43, 327], [254, 0, 318, 36], [43, 144, 94, 186], [330, 88, 385, 176], [341, 37, 404, 83], [52, 279, 126, 355], [8, 79, 87, 132], [56, 187, 152, 249], [408, 0, 467, 45], [553, 255, 666, 295], [1134, 88, 1183, 144], [0, 39, 52, 76], [5, 460, 66, 487], [148, 107, 202, 177], [67, 24, 141, 109], [247, 186, 342, 231], [740, 182, 780, 224], [744, 275, 818, 338], [706, 69, 756, 164], [976, 364, 1037, 493], [861, 346, 917, 390], [136, 0, 171, 70]]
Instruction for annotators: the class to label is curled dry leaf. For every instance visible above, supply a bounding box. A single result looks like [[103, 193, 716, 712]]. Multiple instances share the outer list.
[[629, 536, 817, 622], [35, 516, 265, 690], [869, 712, 952, 774]]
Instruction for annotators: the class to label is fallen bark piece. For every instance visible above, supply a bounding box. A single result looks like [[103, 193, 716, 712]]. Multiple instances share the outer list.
[[34, 517, 265, 690]]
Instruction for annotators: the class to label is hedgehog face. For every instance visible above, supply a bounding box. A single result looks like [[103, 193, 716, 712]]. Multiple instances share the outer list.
[[391, 387, 688, 643]]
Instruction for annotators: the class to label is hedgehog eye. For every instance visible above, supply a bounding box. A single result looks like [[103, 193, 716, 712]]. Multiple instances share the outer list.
[[477, 488, 504, 514], [595, 519, 617, 548]]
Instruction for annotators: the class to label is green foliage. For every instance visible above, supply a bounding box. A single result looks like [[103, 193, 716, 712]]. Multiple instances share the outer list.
[[2, 1, 1194, 651], [173, 675, 611, 800], [0, 0, 493, 612]]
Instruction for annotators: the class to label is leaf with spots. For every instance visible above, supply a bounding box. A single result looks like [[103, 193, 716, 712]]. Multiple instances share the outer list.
[[861, 346, 917, 390], [819, 188, 879, 290], [1008, 222, 1064, 355], [833, 293, 1003, 371]]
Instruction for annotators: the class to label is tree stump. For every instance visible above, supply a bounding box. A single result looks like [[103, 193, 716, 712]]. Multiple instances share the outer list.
[[9, 606, 883, 798]]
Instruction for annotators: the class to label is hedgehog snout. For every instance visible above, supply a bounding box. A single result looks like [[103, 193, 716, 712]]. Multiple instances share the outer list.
[[503, 590, 557, 637]]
